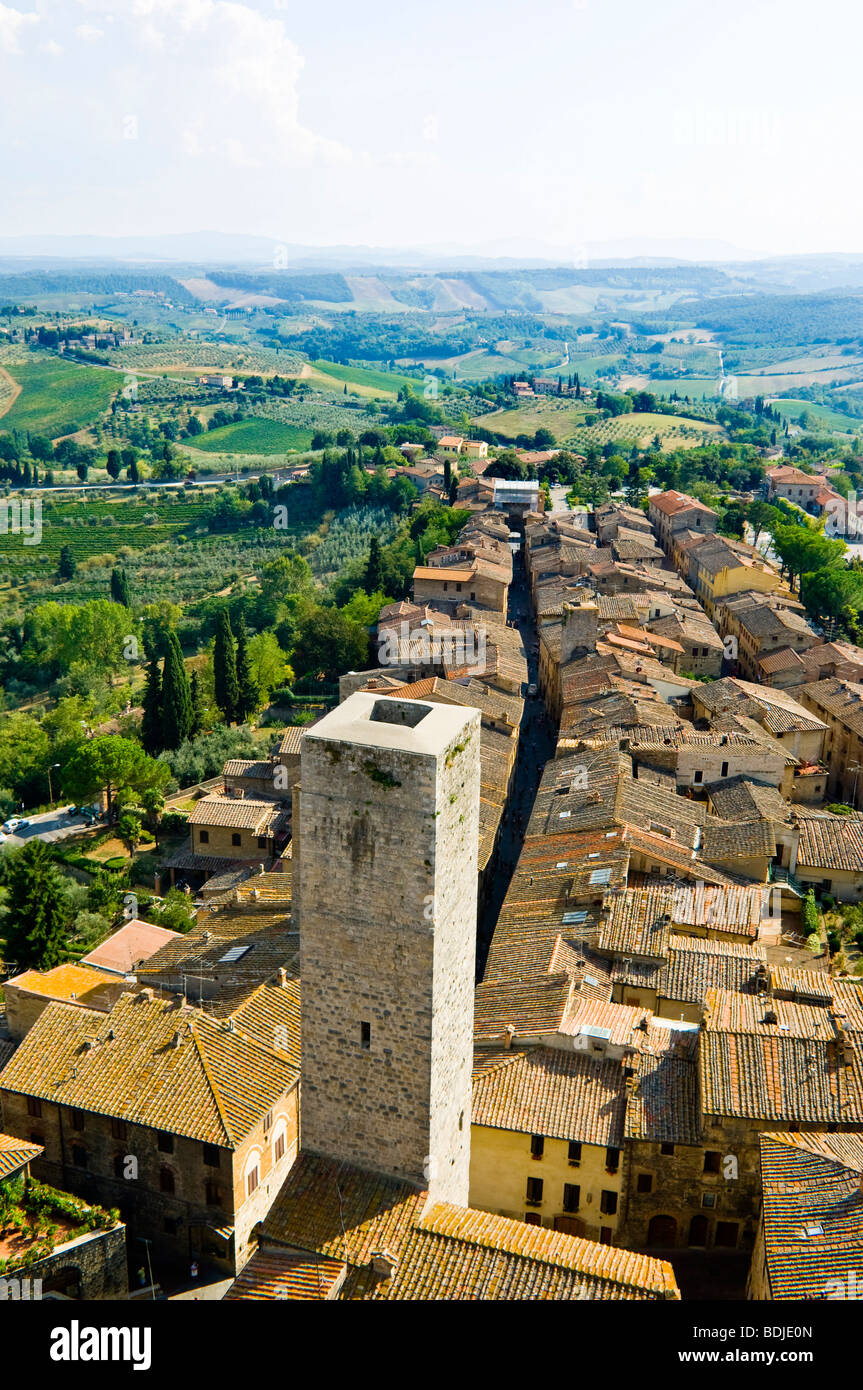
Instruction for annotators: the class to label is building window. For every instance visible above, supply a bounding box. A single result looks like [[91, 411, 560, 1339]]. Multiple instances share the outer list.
[[720, 762, 729, 778], [600, 1227, 613, 1244], [205, 1181, 222, 1208], [29, 1133, 43, 1148], [530, 1134, 545, 1160], [660, 1142, 675, 1156], [247, 1166, 260, 1197], [525, 1177, 543, 1206], [360, 1021, 371, 1050], [605, 1146, 620, 1173], [524, 1212, 541, 1226], [600, 1190, 618, 1216], [159, 1167, 175, 1195], [111, 1117, 127, 1141], [562, 1183, 580, 1213], [71, 1145, 87, 1169], [164, 1217, 181, 1236], [257, 836, 267, 849], [703, 1150, 722, 1173], [693, 770, 703, 784], [157, 1131, 174, 1154], [199, 830, 209, 844], [274, 1133, 285, 1163], [263, 1110, 273, 1132], [231, 833, 242, 847], [70, 1108, 85, 1132], [27, 1097, 42, 1118], [702, 1192, 717, 1208], [112, 1152, 126, 1179], [203, 1144, 220, 1168], [636, 1173, 653, 1193], [568, 1141, 582, 1166]]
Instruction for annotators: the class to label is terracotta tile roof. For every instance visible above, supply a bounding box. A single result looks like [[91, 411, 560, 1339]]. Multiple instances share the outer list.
[[661, 936, 767, 1005], [227, 980, 301, 1069], [796, 815, 863, 873], [596, 887, 674, 962], [188, 796, 289, 833], [708, 777, 792, 825], [700, 988, 863, 1122], [80, 919, 182, 976], [0, 992, 298, 1147], [0, 1132, 43, 1181], [4, 964, 124, 1013], [474, 974, 574, 1044], [649, 490, 716, 518], [558, 996, 651, 1047], [626, 1024, 701, 1146], [471, 1047, 627, 1146], [261, 1152, 427, 1262], [758, 1132, 863, 1299], [258, 1153, 678, 1299], [224, 1250, 346, 1300], [136, 905, 296, 1011]]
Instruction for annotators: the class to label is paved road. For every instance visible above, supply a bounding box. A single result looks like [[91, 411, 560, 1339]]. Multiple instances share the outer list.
[[2, 806, 98, 848], [476, 546, 556, 972]]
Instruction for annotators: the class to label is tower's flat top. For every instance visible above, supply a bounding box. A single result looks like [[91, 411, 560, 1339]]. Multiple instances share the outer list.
[[302, 691, 477, 756]]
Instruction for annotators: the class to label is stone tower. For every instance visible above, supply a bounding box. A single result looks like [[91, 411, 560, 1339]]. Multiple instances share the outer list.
[[297, 691, 481, 1205], [561, 600, 598, 663]]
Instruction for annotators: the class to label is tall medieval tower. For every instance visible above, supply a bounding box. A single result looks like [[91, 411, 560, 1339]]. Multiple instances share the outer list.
[[296, 692, 480, 1205]]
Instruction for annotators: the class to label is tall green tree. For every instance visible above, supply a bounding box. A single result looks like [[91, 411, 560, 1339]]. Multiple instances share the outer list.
[[139, 653, 163, 756], [57, 545, 76, 581], [213, 610, 239, 724], [160, 631, 194, 750], [110, 567, 132, 607], [364, 536, 384, 594], [2, 840, 71, 970], [64, 735, 170, 820], [189, 671, 205, 738], [233, 616, 259, 723]]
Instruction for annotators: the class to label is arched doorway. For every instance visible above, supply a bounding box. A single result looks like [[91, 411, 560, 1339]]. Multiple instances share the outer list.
[[688, 1214, 709, 1247], [647, 1214, 677, 1247], [42, 1265, 82, 1299]]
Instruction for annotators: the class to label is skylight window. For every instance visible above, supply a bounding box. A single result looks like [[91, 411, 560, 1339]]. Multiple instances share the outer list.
[[589, 868, 612, 886], [219, 945, 253, 963]]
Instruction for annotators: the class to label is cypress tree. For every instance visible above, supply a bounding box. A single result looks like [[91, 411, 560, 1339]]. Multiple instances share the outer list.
[[364, 535, 384, 594], [189, 670, 205, 738], [110, 567, 132, 607], [57, 544, 76, 581], [234, 616, 259, 724], [160, 630, 193, 750], [213, 610, 239, 724], [140, 652, 164, 755]]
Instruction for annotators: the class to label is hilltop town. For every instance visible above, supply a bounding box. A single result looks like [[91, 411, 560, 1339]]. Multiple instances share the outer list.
[[2, 456, 863, 1306]]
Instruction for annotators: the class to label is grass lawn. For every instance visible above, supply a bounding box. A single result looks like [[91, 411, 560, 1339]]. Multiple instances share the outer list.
[[1, 358, 124, 438], [769, 398, 863, 434], [309, 359, 421, 397], [190, 418, 314, 454]]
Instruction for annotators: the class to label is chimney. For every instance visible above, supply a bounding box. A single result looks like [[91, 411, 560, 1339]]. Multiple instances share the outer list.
[[370, 1250, 398, 1278], [504, 1023, 516, 1050], [277, 967, 288, 988]]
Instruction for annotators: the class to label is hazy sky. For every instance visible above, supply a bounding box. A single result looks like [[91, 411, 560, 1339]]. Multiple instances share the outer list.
[[1, 0, 861, 257]]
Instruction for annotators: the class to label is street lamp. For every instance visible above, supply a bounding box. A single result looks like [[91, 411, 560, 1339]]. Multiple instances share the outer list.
[[47, 762, 60, 806]]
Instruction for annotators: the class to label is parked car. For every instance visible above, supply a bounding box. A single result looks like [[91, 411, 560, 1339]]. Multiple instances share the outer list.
[[1, 818, 22, 833]]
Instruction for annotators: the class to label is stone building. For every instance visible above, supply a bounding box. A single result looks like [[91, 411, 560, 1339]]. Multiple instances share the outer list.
[[0, 990, 299, 1274], [297, 691, 481, 1204]]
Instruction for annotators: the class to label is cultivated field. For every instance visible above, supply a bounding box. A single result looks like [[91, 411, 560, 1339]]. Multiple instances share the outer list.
[[2, 358, 124, 437]]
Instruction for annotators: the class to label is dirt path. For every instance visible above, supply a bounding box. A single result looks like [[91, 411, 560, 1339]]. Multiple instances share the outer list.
[[0, 364, 22, 420]]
